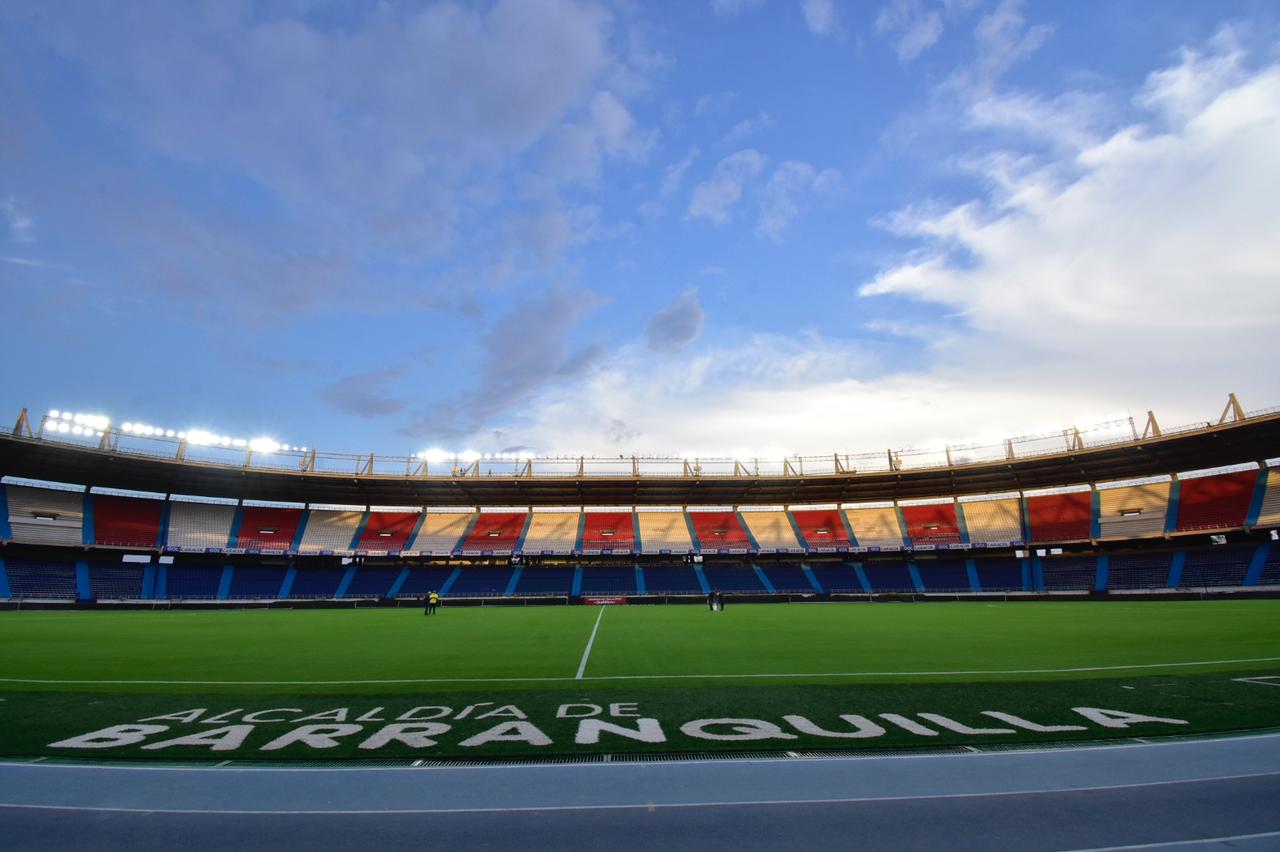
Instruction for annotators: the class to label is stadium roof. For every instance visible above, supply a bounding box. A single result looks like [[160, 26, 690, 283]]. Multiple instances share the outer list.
[[3, 403, 1278, 507]]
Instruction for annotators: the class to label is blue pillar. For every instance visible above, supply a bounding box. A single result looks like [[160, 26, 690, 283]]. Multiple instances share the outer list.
[[574, 512, 586, 553], [955, 502, 972, 545], [786, 510, 809, 550], [1245, 469, 1270, 529], [907, 562, 924, 592], [839, 510, 859, 547], [1019, 496, 1033, 545], [631, 512, 642, 554], [1089, 489, 1102, 541], [279, 565, 297, 599], [853, 563, 873, 593], [571, 565, 583, 596], [802, 564, 823, 593], [738, 512, 760, 551], [453, 513, 480, 555], [0, 485, 11, 540], [752, 564, 776, 593], [1167, 551, 1186, 588], [157, 501, 172, 549], [965, 558, 980, 592], [684, 511, 701, 554], [155, 564, 168, 599], [1164, 480, 1182, 535], [292, 509, 311, 552], [405, 511, 427, 553], [217, 565, 234, 600], [1020, 558, 1031, 591], [1244, 542, 1271, 586], [347, 510, 371, 551], [75, 560, 91, 601], [227, 505, 245, 548], [439, 567, 462, 595], [514, 513, 534, 555], [1094, 554, 1110, 592], [388, 566, 410, 598], [335, 564, 357, 598], [141, 564, 156, 599], [894, 505, 911, 548], [634, 564, 646, 595], [0, 558, 10, 598], [692, 564, 710, 593], [504, 566, 523, 597], [82, 492, 95, 546]]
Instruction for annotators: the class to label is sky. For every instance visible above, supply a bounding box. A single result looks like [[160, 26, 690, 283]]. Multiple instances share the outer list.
[[2, 0, 1279, 462]]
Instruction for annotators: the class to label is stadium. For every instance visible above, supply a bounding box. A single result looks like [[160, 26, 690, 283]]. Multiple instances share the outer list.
[[5, 2, 1280, 849]]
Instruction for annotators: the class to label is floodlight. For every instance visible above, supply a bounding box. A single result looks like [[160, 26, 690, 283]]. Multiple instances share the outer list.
[[300, 446, 308, 452], [220, 437, 232, 446], [232, 439, 247, 448], [71, 426, 83, 435], [177, 432, 186, 439], [61, 412, 72, 420], [420, 448, 451, 464], [49, 410, 60, 418], [165, 430, 175, 438], [122, 423, 133, 432], [249, 437, 280, 454], [57, 422, 70, 433]]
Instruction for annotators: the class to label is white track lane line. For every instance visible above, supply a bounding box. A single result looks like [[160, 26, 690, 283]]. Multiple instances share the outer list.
[[574, 606, 606, 680], [3, 654, 1280, 686]]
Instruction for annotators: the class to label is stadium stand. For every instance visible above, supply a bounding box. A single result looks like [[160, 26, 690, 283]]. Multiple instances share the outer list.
[[1025, 491, 1092, 543], [163, 565, 223, 599], [689, 511, 751, 552], [88, 562, 144, 599], [5, 558, 77, 599], [808, 563, 862, 593], [1258, 546, 1280, 586], [226, 565, 286, 599], [844, 506, 905, 549], [636, 511, 694, 554], [343, 566, 399, 598], [759, 563, 815, 592], [297, 509, 363, 553], [166, 501, 236, 551], [739, 510, 803, 552], [6, 484, 84, 546], [515, 566, 575, 596], [1175, 471, 1259, 532], [355, 511, 419, 553], [236, 507, 304, 550], [639, 564, 704, 593], [287, 566, 346, 599], [520, 512, 579, 555], [790, 508, 851, 550], [396, 566, 456, 597], [581, 511, 635, 553], [974, 558, 1023, 591], [1107, 552, 1173, 589], [959, 497, 1023, 544], [1253, 468, 1280, 529], [92, 494, 162, 548], [862, 561, 917, 592], [460, 513, 526, 554], [1097, 482, 1171, 540], [408, 513, 472, 555], [702, 563, 766, 592], [1041, 556, 1097, 590], [1178, 547, 1254, 588], [914, 559, 970, 591], [578, 565, 638, 595], [446, 566, 515, 596], [900, 503, 963, 546]]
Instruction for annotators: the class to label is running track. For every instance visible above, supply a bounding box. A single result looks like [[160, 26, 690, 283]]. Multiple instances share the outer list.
[[2, 733, 1280, 850]]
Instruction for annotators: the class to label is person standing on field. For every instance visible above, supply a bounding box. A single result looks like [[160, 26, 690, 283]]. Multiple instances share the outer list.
[[708, 588, 718, 611], [429, 590, 440, 614]]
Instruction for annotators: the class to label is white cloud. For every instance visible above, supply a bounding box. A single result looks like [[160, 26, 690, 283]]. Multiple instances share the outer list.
[[687, 149, 767, 224], [801, 0, 842, 38], [755, 161, 841, 241], [465, 36, 1280, 457], [660, 146, 701, 197], [721, 110, 776, 146], [876, 0, 944, 62], [1, 196, 33, 242], [645, 290, 705, 353], [711, 0, 766, 16]]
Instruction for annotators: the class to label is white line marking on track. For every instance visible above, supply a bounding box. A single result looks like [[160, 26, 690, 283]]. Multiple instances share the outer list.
[[3, 655, 1278, 686], [1067, 828, 1280, 851], [575, 607, 606, 680], [0, 770, 1275, 816]]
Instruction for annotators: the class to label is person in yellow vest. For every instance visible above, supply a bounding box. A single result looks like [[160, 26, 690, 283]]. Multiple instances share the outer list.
[[428, 590, 440, 614]]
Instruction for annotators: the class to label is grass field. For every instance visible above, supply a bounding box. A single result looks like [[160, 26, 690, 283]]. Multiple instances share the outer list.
[[1, 600, 1278, 761]]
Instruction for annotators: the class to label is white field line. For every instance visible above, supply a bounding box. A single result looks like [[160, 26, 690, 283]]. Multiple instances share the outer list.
[[574, 606, 606, 680], [1, 655, 1279, 687]]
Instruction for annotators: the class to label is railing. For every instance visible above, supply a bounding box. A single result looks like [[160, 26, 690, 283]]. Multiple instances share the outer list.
[[9, 395, 1276, 483]]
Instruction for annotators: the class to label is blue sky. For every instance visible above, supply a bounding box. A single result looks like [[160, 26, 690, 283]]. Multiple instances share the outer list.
[[2, 0, 1279, 460]]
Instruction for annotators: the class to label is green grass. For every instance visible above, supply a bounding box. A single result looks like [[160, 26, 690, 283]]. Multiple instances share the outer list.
[[1, 601, 1278, 760]]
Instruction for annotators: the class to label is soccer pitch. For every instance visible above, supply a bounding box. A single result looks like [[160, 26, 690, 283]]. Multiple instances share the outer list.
[[1, 600, 1278, 761]]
